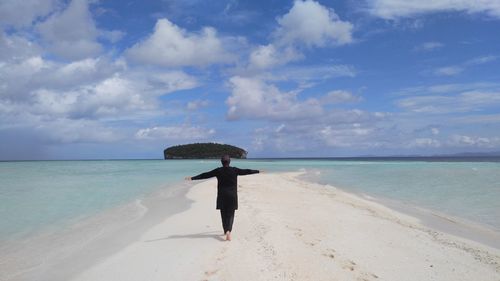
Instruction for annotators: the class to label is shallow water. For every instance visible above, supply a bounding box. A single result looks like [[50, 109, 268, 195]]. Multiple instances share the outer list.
[[1, 158, 499, 241], [312, 160, 500, 231]]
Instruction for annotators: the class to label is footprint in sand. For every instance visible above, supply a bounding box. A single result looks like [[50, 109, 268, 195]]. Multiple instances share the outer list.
[[307, 238, 322, 247], [204, 269, 219, 277], [356, 272, 380, 281], [342, 260, 357, 271], [322, 248, 336, 259], [342, 259, 380, 280], [286, 225, 304, 238], [287, 225, 323, 248], [322, 249, 379, 280]]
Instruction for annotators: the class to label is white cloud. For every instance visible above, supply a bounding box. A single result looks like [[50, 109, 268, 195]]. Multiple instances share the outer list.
[[225, 75, 387, 153], [37, 118, 123, 144], [135, 125, 215, 141], [225, 71, 374, 152], [460, 90, 500, 106], [270, 64, 357, 82], [466, 55, 498, 65], [36, 0, 102, 60], [187, 99, 210, 111], [250, 112, 386, 153], [126, 18, 233, 67], [318, 124, 376, 147], [0, 56, 48, 99], [452, 114, 500, 125], [433, 55, 498, 76], [226, 76, 323, 121], [1, 3, 199, 148], [33, 70, 196, 120], [408, 138, 441, 148], [1, 53, 197, 99], [275, 0, 353, 47], [30, 76, 157, 119], [426, 83, 480, 94], [368, 0, 500, 19], [100, 30, 126, 43], [397, 90, 500, 113], [0, 56, 126, 101], [245, 1, 354, 71], [449, 135, 500, 148], [321, 90, 362, 104], [414, 41, 444, 52], [249, 44, 278, 69], [45, 58, 116, 88], [0, 109, 123, 145], [138, 70, 198, 95], [248, 44, 302, 69], [434, 66, 464, 76], [0, 31, 42, 62], [0, 0, 58, 28], [396, 82, 500, 96], [0, 51, 199, 145], [230, 63, 357, 93], [329, 65, 358, 77], [232, 64, 357, 86]]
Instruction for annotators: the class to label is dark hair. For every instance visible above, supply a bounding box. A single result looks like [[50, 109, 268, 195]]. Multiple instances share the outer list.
[[221, 155, 231, 167]]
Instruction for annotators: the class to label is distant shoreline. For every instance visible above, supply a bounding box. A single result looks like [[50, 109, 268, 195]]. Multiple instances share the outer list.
[[2, 155, 500, 162]]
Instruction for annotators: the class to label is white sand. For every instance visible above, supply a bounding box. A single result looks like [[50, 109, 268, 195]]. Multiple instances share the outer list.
[[73, 172, 500, 281]]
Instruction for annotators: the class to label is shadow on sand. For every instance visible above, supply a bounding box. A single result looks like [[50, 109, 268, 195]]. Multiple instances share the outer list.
[[145, 231, 226, 242]]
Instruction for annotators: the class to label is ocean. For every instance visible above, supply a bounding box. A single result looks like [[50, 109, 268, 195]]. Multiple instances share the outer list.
[[1, 158, 499, 280], [1, 158, 499, 241]]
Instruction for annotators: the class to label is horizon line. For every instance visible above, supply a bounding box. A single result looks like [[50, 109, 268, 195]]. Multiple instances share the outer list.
[[2, 154, 500, 162]]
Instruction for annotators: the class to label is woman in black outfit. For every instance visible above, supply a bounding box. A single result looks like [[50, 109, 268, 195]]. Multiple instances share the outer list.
[[185, 155, 260, 241]]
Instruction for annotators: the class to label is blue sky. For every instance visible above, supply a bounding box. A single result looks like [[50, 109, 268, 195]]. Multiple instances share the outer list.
[[1, 0, 500, 159]]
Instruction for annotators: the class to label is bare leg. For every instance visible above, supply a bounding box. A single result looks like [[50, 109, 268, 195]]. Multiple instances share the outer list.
[[225, 231, 231, 241]]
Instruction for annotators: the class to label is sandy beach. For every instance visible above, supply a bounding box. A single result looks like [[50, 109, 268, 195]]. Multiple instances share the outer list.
[[72, 172, 500, 281]]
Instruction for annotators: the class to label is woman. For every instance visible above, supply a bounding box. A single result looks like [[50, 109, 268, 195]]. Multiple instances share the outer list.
[[185, 155, 260, 241]]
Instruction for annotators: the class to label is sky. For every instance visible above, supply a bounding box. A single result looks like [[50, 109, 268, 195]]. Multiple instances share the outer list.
[[1, 0, 500, 160]]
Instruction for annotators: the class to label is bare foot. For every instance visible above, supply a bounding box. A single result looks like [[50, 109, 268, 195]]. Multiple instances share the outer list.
[[226, 231, 231, 241]]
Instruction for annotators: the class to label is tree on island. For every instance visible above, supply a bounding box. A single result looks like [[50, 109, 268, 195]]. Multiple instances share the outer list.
[[164, 143, 247, 159]]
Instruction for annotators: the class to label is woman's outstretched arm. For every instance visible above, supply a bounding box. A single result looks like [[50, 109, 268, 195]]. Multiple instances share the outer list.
[[235, 168, 261, 176], [185, 168, 218, 180]]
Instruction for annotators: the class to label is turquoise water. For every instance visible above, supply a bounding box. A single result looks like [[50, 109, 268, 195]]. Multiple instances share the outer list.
[[0, 160, 211, 239], [1, 159, 499, 241], [312, 160, 500, 230]]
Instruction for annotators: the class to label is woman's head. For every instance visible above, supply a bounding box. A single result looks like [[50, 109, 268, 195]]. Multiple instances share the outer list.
[[221, 155, 231, 167]]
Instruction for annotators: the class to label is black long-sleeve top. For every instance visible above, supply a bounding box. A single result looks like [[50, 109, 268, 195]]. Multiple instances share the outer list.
[[191, 166, 259, 210]]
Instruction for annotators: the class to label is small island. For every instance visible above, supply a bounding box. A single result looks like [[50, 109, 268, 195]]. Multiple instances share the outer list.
[[164, 143, 248, 159]]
